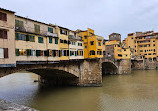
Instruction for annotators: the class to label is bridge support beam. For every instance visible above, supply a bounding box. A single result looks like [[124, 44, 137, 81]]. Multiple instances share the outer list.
[[79, 59, 102, 87]]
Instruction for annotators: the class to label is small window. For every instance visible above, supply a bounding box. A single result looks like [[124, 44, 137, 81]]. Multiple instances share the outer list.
[[118, 54, 122, 57], [98, 42, 101, 46], [38, 37, 44, 43], [0, 30, 7, 39], [85, 46, 87, 49], [49, 37, 53, 43], [90, 50, 95, 55], [48, 27, 53, 33], [0, 12, 7, 21], [55, 38, 58, 44], [90, 41, 94, 45]]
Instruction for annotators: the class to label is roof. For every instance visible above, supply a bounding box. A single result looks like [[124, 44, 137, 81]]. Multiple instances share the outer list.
[[15, 15, 56, 27], [0, 7, 15, 13], [109, 33, 121, 36]]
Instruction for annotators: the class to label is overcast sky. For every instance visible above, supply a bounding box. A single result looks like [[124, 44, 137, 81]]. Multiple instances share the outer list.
[[1, 0, 158, 40]]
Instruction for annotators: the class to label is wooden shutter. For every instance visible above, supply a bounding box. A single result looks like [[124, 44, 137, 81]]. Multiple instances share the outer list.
[[2, 13, 7, 21], [4, 48, 8, 58], [0, 30, 3, 38], [0, 12, 2, 20], [3, 31, 7, 39], [67, 50, 69, 56]]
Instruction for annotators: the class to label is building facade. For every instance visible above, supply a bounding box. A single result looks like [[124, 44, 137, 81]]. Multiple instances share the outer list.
[[15, 15, 59, 63], [0, 8, 16, 67], [69, 31, 84, 60], [78, 28, 104, 59], [124, 31, 158, 62]]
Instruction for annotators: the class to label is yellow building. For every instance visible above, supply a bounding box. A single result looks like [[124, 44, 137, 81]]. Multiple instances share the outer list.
[[104, 40, 131, 60], [78, 28, 104, 59], [57, 26, 69, 61], [124, 31, 158, 62]]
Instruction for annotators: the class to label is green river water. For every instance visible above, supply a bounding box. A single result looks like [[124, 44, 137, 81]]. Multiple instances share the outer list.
[[0, 70, 158, 111]]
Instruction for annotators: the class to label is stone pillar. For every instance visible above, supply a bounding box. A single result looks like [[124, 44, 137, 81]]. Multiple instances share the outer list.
[[79, 59, 102, 87], [117, 59, 131, 74]]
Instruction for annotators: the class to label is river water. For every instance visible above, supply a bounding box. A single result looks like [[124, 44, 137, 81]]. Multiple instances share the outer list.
[[0, 70, 158, 111]]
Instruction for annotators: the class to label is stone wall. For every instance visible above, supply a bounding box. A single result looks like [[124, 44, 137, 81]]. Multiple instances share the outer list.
[[131, 60, 145, 70], [116, 59, 131, 74], [144, 61, 157, 69]]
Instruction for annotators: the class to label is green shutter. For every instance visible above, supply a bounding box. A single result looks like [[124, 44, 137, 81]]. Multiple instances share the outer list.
[[49, 37, 52, 43], [15, 33, 19, 40], [26, 35, 30, 41], [27, 49, 31, 56], [15, 49, 20, 56], [55, 38, 58, 44]]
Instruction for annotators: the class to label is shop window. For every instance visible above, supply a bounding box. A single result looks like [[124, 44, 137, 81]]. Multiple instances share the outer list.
[[19, 49, 26, 56]]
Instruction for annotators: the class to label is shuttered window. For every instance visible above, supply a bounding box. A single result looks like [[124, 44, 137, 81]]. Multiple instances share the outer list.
[[0, 30, 7, 39], [15, 49, 20, 56], [36, 50, 41, 56], [55, 38, 58, 44], [0, 12, 7, 21], [38, 37, 44, 43], [48, 27, 53, 33], [15, 20, 24, 27], [27, 49, 32, 56], [34, 24, 40, 34], [3, 48, 8, 58], [0, 48, 4, 58], [49, 37, 52, 43]]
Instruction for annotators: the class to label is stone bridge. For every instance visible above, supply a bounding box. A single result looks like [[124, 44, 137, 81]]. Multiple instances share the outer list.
[[0, 58, 131, 86]]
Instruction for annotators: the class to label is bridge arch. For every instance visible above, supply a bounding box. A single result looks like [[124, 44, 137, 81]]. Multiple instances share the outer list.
[[0, 64, 80, 86], [102, 61, 118, 75]]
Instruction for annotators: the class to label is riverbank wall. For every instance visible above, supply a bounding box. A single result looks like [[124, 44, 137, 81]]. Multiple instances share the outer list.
[[0, 99, 38, 111], [132, 60, 158, 70]]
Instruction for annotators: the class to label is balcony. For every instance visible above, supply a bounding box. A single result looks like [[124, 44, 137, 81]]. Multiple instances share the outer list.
[[69, 35, 76, 39], [47, 32, 58, 37], [15, 26, 58, 37], [15, 26, 26, 32]]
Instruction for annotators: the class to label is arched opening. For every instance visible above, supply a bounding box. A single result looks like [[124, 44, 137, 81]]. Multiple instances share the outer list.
[[102, 62, 118, 75], [29, 69, 79, 86]]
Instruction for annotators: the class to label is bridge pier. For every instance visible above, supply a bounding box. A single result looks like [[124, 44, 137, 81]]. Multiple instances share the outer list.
[[79, 59, 102, 87]]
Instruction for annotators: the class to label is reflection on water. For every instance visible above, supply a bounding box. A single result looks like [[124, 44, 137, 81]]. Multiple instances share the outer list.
[[0, 70, 158, 111]]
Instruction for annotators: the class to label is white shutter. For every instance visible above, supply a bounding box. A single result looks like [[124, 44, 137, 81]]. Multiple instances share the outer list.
[[0, 48, 4, 58]]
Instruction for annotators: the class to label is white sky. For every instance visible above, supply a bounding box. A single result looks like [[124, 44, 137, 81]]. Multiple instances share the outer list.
[[1, 0, 158, 40]]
